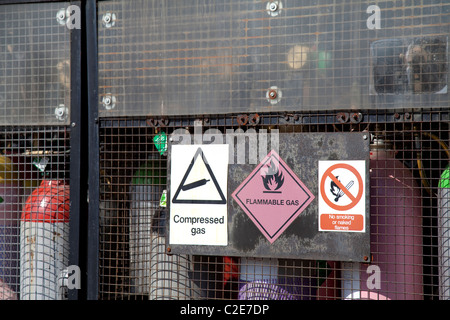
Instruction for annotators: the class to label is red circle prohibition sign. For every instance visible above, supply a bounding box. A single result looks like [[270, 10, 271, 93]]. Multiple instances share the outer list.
[[320, 163, 363, 211]]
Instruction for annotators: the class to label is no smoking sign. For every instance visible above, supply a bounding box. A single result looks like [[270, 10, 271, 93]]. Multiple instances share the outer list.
[[318, 161, 366, 232]]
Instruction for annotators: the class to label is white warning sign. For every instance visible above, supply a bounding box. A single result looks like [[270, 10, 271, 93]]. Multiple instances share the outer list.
[[169, 144, 229, 246], [318, 160, 366, 232]]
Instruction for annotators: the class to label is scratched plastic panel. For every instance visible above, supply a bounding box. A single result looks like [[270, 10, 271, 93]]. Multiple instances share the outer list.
[[98, 0, 450, 117], [0, 2, 71, 125]]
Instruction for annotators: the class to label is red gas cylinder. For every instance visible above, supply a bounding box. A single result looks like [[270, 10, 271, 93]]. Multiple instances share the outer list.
[[20, 179, 70, 300], [342, 139, 423, 300]]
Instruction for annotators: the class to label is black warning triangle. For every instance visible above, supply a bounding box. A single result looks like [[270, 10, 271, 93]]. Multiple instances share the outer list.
[[172, 147, 226, 204]]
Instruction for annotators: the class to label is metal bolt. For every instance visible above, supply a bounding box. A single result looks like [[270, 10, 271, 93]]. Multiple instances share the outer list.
[[269, 2, 278, 12], [350, 112, 363, 124], [266, 86, 282, 104], [237, 114, 249, 126], [56, 9, 66, 25], [336, 112, 349, 123], [268, 89, 277, 99], [55, 105, 68, 121], [102, 12, 116, 28], [103, 14, 111, 24], [267, 1, 282, 17], [102, 95, 116, 110]]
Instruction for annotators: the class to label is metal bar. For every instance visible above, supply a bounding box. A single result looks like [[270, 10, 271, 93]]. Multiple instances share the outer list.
[[67, 0, 84, 301], [86, 0, 100, 300]]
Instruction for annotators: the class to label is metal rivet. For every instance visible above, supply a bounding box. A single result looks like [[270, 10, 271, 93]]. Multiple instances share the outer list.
[[56, 9, 66, 25], [269, 2, 278, 12], [266, 86, 282, 104], [102, 95, 116, 110], [269, 90, 277, 99], [267, 1, 282, 17], [55, 104, 68, 121], [102, 12, 116, 28]]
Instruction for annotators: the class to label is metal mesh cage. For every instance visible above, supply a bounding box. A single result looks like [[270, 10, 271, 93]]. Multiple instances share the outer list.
[[94, 0, 450, 301], [97, 109, 449, 300]]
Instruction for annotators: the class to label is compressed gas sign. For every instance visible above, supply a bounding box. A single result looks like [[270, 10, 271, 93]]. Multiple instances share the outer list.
[[167, 132, 370, 262], [169, 144, 229, 246]]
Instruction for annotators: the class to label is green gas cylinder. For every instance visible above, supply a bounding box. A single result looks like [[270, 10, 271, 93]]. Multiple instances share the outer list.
[[439, 166, 450, 299]]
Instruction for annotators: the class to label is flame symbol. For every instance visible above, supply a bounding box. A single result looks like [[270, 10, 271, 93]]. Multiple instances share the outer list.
[[261, 159, 284, 192], [330, 176, 341, 200]]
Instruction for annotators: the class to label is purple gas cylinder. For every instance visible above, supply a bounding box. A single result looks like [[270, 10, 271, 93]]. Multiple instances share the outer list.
[[342, 139, 423, 300], [0, 155, 20, 299], [238, 258, 317, 300]]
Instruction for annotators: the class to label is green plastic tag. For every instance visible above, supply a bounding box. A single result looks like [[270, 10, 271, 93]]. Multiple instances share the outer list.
[[32, 157, 49, 172], [159, 190, 167, 207], [153, 132, 168, 155]]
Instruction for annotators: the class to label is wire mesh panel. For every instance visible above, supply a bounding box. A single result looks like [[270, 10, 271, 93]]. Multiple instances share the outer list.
[[0, 126, 71, 300], [97, 109, 449, 300], [0, 1, 76, 300], [0, 2, 72, 125], [98, 0, 450, 117]]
